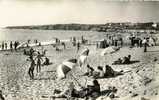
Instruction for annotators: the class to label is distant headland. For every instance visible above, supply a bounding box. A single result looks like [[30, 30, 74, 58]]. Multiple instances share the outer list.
[[5, 22, 159, 32]]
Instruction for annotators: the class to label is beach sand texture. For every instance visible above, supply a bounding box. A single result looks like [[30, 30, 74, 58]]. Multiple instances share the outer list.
[[0, 33, 159, 100]]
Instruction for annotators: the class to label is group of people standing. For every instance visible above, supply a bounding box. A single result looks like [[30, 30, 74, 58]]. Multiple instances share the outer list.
[[0, 41, 19, 51], [70, 36, 86, 52], [96, 35, 123, 49], [27, 48, 50, 80], [129, 36, 155, 52]]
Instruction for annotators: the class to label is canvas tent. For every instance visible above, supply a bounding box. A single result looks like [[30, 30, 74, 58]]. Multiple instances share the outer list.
[[98, 39, 109, 48], [56, 59, 77, 80], [79, 48, 89, 67]]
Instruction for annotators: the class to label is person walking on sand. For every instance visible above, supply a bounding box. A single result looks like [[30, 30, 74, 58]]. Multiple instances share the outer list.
[[1, 42, 4, 50], [72, 37, 76, 46], [28, 58, 36, 80], [14, 41, 17, 51], [142, 38, 148, 52], [77, 42, 80, 52], [10, 41, 13, 51], [4, 42, 7, 50], [35, 52, 43, 73]]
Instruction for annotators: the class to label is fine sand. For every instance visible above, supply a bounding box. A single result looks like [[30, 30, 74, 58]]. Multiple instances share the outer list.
[[0, 42, 159, 100]]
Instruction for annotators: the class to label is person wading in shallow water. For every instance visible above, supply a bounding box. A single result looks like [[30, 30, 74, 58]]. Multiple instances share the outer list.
[[35, 52, 43, 73], [28, 58, 36, 80]]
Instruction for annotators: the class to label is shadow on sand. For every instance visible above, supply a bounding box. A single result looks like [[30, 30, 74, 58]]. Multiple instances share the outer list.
[[95, 73, 123, 79], [112, 60, 140, 65], [34, 77, 56, 80]]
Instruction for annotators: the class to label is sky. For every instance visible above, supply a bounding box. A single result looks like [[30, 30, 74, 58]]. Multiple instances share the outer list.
[[0, 0, 159, 27]]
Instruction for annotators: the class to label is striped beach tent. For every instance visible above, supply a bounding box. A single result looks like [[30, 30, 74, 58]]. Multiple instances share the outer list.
[[79, 48, 89, 67], [56, 59, 77, 80]]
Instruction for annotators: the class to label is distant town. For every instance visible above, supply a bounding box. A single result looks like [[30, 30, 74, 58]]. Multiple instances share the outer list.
[[6, 22, 159, 32]]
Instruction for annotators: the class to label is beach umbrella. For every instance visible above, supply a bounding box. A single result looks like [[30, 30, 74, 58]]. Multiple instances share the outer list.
[[100, 46, 120, 56], [79, 48, 89, 67], [56, 58, 77, 79]]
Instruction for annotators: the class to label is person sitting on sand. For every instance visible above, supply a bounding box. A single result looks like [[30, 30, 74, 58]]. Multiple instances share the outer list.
[[0, 90, 5, 100], [83, 64, 94, 77], [43, 57, 50, 66], [122, 55, 131, 64], [91, 66, 105, 79], [81, 79, 101, 99], [96, 66, 105, 78], [104, 65, 115, 77], [113, 58, 122, 65], [104, 65, 123, 77]]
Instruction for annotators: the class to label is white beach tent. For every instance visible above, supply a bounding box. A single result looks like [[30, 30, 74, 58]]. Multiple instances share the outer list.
[[79, 48, 89, 67]]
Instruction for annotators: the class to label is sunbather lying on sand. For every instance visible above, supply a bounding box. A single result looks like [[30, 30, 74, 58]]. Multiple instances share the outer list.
[[112, 55, 131, 65], [84, 65, 123, 79], [104, 65, 123, 77], [52, 80, 101, 99]]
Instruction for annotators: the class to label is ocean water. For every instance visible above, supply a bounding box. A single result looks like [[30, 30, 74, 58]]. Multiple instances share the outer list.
[[0, 29, 105, 43]]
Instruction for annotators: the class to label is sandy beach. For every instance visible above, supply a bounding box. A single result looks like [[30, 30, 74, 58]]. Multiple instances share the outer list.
[[0, 38, 159, 100], [1, 0, 159, 99]]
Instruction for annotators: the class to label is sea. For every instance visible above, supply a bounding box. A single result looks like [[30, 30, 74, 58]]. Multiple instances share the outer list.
[[0, 28, 105, 43]]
